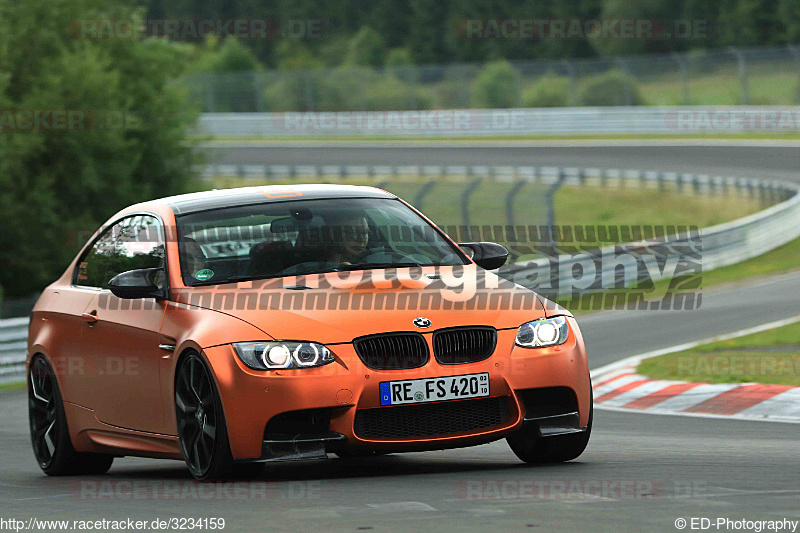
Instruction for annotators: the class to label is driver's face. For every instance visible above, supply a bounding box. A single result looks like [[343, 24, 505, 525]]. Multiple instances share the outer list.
[[340, 216, 369, 256]]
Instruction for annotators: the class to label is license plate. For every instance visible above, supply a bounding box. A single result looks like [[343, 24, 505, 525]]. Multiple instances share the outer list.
[[379, 372, 490, 406]]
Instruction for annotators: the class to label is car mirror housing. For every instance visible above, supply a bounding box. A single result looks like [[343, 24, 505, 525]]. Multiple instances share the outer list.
[[457, 242, 509, 270], [108, 268, 168, 300]]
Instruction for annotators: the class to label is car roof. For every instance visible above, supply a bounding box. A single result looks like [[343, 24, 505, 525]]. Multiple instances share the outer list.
[[129, 184, 397, 216]]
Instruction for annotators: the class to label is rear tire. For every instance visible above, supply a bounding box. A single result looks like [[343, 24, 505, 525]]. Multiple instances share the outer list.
[[175, 352, 235, 481], [28, 356, 114, 476], [507, 392, 593, 464]]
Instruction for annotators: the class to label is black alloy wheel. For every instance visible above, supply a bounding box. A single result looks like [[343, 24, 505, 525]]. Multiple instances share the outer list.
[[29, 357, 59, 469], [175, 352, 233, 480], [28, 355, 113, 475]]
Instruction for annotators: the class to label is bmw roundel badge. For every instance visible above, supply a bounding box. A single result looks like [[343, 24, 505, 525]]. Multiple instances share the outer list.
[[413, 317, 432, 328]]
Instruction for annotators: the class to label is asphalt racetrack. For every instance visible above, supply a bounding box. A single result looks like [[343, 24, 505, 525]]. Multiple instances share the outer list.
[[2, 143, 798, 532], [203, 142, 800, 182]]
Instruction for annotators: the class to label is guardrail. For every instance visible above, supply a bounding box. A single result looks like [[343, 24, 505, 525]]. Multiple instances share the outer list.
[[0, 317, 28, 384], [507, 174, 800, 298], [196, 106, 800, 137], [198, 162, 793, 229], [2, 167, 798, 383]]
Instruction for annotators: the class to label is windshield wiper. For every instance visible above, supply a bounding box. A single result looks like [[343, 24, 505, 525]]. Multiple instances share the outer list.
[[333, 262, 426, 271], [200, 274, 277, 285], [198, 262, 432, 283]]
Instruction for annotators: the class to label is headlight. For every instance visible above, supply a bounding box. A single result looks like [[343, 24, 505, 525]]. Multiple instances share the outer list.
[[515, 317, 569, 348], [233, 341, 335, 370]]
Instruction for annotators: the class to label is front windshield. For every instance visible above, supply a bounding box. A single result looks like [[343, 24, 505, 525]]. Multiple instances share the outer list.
[[176, 197, 469, 285]]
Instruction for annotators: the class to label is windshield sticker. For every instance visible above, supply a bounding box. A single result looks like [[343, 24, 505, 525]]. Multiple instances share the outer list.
[[194, 269, 214, 281]]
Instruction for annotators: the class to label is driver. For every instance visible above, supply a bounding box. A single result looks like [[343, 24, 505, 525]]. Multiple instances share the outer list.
[[323, 213, 369, 265]]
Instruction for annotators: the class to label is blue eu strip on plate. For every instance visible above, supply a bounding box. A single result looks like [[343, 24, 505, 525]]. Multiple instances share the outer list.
[[380, 382, 392, 405]]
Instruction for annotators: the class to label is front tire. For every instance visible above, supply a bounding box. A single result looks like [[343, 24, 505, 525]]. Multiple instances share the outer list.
[[507, 393, 593, 464], [28, 356, 114, 476], [175, 352, 234, 481]]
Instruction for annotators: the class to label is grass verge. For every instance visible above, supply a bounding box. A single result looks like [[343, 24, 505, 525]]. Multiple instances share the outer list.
[[208, 176, 764, 232], [637, 320, 800, 386], [0, 380, 25, 391], [690, 236, 800, 288]]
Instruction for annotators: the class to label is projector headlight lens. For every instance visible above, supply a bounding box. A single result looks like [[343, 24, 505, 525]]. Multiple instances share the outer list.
[[233, 341, 334, 370], [266, 345, 292, 368], [515, 317, 569, 348]]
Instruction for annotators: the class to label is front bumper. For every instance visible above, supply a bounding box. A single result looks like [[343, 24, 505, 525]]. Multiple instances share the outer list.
[[202, 316, 591, 461]]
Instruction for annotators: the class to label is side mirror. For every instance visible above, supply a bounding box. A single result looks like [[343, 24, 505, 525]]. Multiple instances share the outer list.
[[108, 268, 168, 300], [458, 242, 509, 270]]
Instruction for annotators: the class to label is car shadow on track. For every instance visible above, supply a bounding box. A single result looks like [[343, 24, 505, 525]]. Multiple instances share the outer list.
[[93, 451, 590, 484]]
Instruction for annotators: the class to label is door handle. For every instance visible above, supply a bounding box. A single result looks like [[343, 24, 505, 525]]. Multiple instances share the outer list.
[[81, 311, 99, 324]]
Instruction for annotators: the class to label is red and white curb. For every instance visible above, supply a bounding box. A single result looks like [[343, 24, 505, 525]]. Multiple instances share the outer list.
[[590, 315, 800, 424]]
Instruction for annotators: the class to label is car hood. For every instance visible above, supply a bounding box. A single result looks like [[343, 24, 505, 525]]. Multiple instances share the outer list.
[[174, 266, 549, 344]]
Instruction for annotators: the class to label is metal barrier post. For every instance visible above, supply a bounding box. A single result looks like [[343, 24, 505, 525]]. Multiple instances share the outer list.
[[544, 168, 566, 249], [729, 47, 749, 105], [461, 178, 483, 241]]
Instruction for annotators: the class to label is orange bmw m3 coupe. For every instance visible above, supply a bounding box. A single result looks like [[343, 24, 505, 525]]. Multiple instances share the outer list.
[[27, 184, 592, 480]]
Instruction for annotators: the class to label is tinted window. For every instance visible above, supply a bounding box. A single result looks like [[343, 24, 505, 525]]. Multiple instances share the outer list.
[[75, 215, 165, 289], [176, 198, 468, 285]]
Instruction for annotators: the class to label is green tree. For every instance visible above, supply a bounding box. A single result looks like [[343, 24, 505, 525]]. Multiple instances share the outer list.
[[145, 0, 800, 67], [188, 37, 265, 112], [591, 0, 686, 56], [345, 26, 386, 67], [193, 37, 262, 72], [262, 41, 324, 111], [718, 0, 784, 46], [408, 0, 449, 64], [777, 0, 800, 42], [471, 59, 520, 108], [0, 0, 200, 298]]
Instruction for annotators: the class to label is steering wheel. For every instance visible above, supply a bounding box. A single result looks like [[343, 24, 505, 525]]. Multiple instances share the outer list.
[[361, 250, 430, 265]]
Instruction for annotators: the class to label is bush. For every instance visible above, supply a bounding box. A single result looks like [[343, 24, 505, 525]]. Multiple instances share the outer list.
[[363, 75, 432, 110], [385, 48, 413, 68], [273, 41, 323, 70], [260, 42, 328, 112], [471, 60, 520, 109], [263, 72, 314, 112], [315, 35, 349, 68], [264, 67, 433, 112], [521, 73, 571, 107], [577, 70, 644, 106], [316, 67, 373, 111]]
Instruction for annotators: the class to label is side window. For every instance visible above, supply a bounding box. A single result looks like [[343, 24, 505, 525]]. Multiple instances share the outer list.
[[75, 215, 166, 289]]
